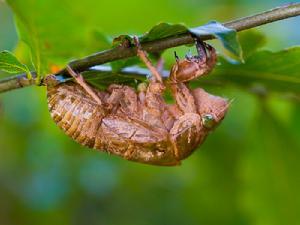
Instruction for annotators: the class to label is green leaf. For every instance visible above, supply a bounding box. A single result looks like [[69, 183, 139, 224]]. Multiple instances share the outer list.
[[6, 0, 111, 77], [140, 23, 188, 42], [198, 47, 300, 95], [81, 66, 145, 90], [0, 50, 31, 76], [89, 30, 112, 51], [238, 30, 267, 58], [112, 23, 188, 46], [189, 21, 243, 61], [110, 57, 140, 72]]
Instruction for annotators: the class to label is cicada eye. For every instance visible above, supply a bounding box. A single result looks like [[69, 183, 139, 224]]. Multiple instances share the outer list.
[[202, 114, 216, 129]]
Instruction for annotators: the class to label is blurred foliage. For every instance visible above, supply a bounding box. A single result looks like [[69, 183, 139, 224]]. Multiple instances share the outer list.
[[202, 46, 300, 96], [0, 1, 300, 225]]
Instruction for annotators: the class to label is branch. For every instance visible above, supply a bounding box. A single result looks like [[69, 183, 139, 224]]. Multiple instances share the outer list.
[[66, 3, 300, 73], [0, 66, 168, 92], [0, 72, 37, 93], [1, 3, 300, 93]]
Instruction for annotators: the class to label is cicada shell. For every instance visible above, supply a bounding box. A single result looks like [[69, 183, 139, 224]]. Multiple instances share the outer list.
[[47, 40, 229, 166]]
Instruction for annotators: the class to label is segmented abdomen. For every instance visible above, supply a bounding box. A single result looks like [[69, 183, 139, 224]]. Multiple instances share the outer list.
[[47, 82, 177, 165], [47, 82, 106, 148]]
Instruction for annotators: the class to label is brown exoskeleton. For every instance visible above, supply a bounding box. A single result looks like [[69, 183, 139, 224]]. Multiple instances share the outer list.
[[46, 37, 229, 166]]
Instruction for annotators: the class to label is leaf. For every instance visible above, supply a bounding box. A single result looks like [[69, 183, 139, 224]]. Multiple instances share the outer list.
[[110, 57, 140, 72], [6, 0, 112, 77], [243, 107, 300, 224], [0, 50, 31, 76], [82, 65, 147, 89], [238, 30, 267, 58], [89, 30, 112, 51], [198, 47, 300, 95], [189, 21, 243, 60], [53, 65, 148, 89], [139, 23, 188, 42], [12, 15, 41, 76], [112, 23, 188, 47]]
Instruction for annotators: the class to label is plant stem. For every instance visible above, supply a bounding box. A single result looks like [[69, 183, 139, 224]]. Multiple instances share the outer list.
[[1, 3, 300, 93]]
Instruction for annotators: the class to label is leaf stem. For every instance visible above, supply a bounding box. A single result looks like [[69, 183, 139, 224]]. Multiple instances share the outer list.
[[1, 3, 300, 93]]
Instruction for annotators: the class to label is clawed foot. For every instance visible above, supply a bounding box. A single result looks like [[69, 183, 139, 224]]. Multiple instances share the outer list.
[[169, 39, 217, 83], [194, 38, 217, 67]]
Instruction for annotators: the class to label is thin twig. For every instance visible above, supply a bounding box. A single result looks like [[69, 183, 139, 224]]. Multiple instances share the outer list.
[[0, 72, 37, 93], [0, 3, 300, 94]]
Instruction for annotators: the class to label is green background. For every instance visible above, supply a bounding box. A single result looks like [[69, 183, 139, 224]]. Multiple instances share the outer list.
[[0, 1, 300, 225]]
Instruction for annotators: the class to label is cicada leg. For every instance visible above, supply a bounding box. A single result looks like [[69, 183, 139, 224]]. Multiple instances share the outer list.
[[133, 36, 163, 84], [66, 65, 103, 105], [133, 36, 171, 130], [168, 82, 203, 159]]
